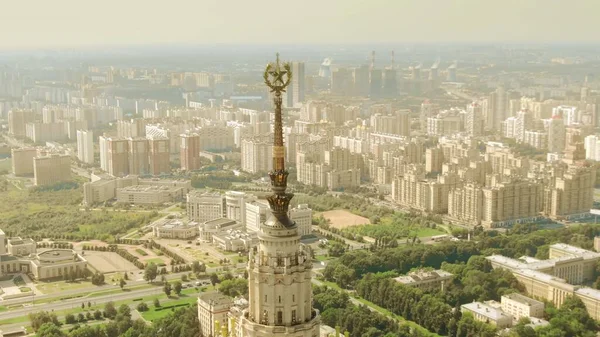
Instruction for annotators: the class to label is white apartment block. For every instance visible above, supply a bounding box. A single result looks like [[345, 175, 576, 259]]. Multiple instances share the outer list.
[[197, 292, 233, 337], [245, 200, 269, 233], [76, 129, 94, 164], [241, 134, 273, 174], [584, 135, 600, 161]]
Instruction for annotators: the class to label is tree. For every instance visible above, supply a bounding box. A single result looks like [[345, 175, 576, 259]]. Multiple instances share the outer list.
[[174, 281, 183, 296], [163, 282, 172, 296], [181, 274, 188, 282], [144, 263, 158, 283], [35, 323, 65, 337], [219, 278, 249, 297], [210, 272, 220, 286], [77, 313, 86, 322], [328, 241, 347, 257], [154, 298, 161, 308], [65, 313, 76, 324], [29, 311, 61, 332], [104, 302, 117, 319], [137, 302, 149, 312], [91, 272, 105, 286], [123, 272, 129, 281], [81, 303, 86, 309], [120, 278, 126, 290], [93, 310, 103, 320]]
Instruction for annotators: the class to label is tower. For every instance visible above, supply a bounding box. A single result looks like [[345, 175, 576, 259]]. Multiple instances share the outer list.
[[240, 54, 320, 337]]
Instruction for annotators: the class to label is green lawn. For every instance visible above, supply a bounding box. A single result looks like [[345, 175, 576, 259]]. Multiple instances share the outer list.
[[146, 258, 166, 265], [19, 287, 31, 293], [412, 227, 445, 237], [140, 296, 198, 321]]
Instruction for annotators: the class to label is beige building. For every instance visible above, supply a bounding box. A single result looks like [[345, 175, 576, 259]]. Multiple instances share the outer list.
[[153, 219, 198, 239], [76, 129, 94, 164], [198, 292, 233, 337], [8, 109, 35, 136], [33, 154, 72, 186], [83, 175, 138, 206], [461, 302, 513, 328], [543, 165, 595, 219], [7, 237, 36, 256], [487, 244, 600, 320], [241, 134, 273, 174], [117, 119, 146, 138], [180, 133, 201, 171], [99, 136, 129, 177], [198, 126, 235, 151], [245, 200, 269, 233], [392, 168, 460, 214], [25, 122, 67, 143], [481, 179, 542, 228], [116, 184, 186, 205], [198, 218, 242, 243], [212, 229, 258, 252], [187, 191, 225, 223], [289, 204, 312, 237], [30, 250, 87, 280], [501, 293, 544, 320], [11, 147, 37, 176], [425, 147, 444, 173], [393, 269, 453, 292], [128, 138, 149, 175], [148, 137, 170, 175]]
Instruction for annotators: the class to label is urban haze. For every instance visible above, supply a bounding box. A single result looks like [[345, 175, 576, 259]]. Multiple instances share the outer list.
[[1, 1, 600, 337]]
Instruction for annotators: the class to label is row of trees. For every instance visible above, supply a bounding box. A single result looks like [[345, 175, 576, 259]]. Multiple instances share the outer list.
[[31, 302, 200, 337], [116, 248, 145, 269], [148, 240, 186, 265]]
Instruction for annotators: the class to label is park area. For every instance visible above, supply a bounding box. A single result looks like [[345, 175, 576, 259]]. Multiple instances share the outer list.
[[84, 251, 140, 274], [318, 209, 371, 229], [0, 184, 159, 240]]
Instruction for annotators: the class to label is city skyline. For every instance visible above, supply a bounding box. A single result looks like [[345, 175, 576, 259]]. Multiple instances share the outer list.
[[1, 0, 600, 49]]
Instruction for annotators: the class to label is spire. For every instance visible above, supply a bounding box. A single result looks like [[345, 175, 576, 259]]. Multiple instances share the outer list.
[[263, 54, 295, 228]]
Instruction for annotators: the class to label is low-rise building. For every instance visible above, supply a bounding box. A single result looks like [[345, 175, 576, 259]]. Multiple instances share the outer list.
[[197, 292, 233, 337], [153, 219, 199, 239], [6, 237, 36, 256], [30, 249, 87, 280], [289, 204, 312, 237], [198, 218, 242, 243], [393, 269, 453, 292], [461, 302, 513, 328], [116, 184, 186, 205], [500, 293, 544, 320], [212, 229, 258, 252]]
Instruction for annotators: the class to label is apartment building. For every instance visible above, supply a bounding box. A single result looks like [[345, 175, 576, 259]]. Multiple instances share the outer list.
[[33, 154, 71, 186]]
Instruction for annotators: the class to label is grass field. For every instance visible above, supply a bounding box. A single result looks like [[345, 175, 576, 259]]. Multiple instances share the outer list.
[[146, 258, 167, 265]]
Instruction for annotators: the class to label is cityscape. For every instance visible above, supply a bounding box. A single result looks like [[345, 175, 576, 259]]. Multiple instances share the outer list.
[[2, 1, 600, 337]]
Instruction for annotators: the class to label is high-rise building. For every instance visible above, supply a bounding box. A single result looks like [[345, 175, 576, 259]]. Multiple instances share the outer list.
[[11, 147, 37, 176], [8, 109, 35, 136], [117, 119, 146, 138], [33, 154, 72, 186], [425, 148, 444, 173], [239, 55, 320, 337], [289, 204, 312, 237], [352, 65, 370, 96], [99, 136, 129, 177], [244, 200, 269, 233], [241, 134, 273, 174], [420, 100, 439, 133], [369, 69, 382, 97], [148, 137, 170, 175], [180, 133, 201, 171], [465, 102, 484, 136], [383, 69, 397, 97], [284, 62, 305, 108], [584, 135, 600, 161], [128, 138, 149, 175], [547, 117, 566, 153], [76, 130, 94, 164]]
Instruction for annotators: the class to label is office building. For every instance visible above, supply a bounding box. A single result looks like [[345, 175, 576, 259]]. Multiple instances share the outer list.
[[394, 269, 453, 292], [187, 191, 225, 223], [76, 130, 94, 164], [501, 293, 544, 320], [461, 302, 513, 328], [245, 200, 269, 233], [33, 154, 72, 186], [153, 219, 198, 239], [198, 293, 234, 337]]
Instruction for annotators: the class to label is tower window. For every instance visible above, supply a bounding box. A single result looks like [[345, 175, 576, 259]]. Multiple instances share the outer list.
[[292, 310, 296, 323], [265, 295, 267, 302], [278, 295, 281, 303], [277, 311, 283, 325], [293, 294, 295, 302]]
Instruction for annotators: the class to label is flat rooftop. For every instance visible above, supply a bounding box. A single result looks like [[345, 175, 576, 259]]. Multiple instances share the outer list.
[[502, 293, 543, 307], [462, 302, 512, 321]]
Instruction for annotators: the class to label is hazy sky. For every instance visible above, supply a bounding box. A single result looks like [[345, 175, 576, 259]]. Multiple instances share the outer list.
[[1, 0, 598, 49]]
